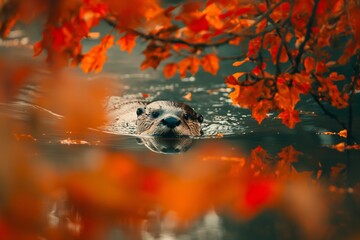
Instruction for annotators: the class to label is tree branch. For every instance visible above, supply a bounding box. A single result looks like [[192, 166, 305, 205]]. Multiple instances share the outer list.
[[103, 0, 289, 49], [291, 0, 320, 73], [263, 0, 294, 66], [310, 73, 358, 144], [347, 51, 360, 144]]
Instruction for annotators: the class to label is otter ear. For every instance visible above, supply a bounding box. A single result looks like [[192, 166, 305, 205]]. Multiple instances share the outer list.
[[136, 108, 144, 116], [197, 114, 204, 123]]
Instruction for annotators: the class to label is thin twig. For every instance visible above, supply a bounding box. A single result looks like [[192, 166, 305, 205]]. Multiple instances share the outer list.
[[310, 73, 358, 143], [128, 28, 234, 48], [292, 0, 320, 73], [218, 54, 246, 61], [263, 0, 294, 66], [310, 92, 347, 129]]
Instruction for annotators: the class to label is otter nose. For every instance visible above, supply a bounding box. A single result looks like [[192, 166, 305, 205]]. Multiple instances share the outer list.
[[161, 116, 181, 129]]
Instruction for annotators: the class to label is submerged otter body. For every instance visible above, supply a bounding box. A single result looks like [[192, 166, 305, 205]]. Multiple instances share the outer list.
[[105, 96, 203, 137]]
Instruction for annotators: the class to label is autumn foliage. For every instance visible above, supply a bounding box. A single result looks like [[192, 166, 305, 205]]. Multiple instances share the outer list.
[[1, 0, 359, 134]]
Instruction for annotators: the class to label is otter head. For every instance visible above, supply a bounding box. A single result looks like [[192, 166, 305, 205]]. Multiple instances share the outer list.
[[135, 101, 203, 137]]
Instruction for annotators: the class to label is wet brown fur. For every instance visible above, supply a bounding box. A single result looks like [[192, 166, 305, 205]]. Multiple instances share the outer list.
[[136, 101, 202, 137]]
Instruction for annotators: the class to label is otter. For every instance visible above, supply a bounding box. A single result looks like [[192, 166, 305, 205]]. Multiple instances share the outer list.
[[104, 96, 203, 137], [136, 101, 203, 137]]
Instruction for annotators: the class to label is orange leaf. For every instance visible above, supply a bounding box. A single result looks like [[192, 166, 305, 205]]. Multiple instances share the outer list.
[[331, 142, 345, 152], [80, 35, 115, 73], [225, 75, 238, 86], [315, 61, 328, 74], [232, 57, 249, 67], [304, 56, 315, 73], [163, 63, 178, 79], [189, 57, 200, 75], [0, 15, 18, 38], [216, 132, 224, 138], [141, 56, 161, 70], [329, 72, 345, 81], [183, 92, 192, 101], [117, 33, 137, 53], [229, 37, 241, 45], [270, 41, 288, 64], [101, 35, 115, 48], [178, 57, 191, 78], [252, 101, 271, 124], [201, 54, 219, 75], [232, 72, 246, 80], [338, 129, 347, 138], [278, 109, 300, 128], [188, 15, 209, 32], [33, 41, 43, 57]]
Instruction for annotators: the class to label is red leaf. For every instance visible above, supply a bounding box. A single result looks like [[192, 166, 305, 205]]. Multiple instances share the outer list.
[[33, 41, 43, 57], [315, 61, 328, 74], [189, 57, 200, 75], [278, 109, 301, 128], [329, 72, 345, 81], [117, 33, 137, 53], [252, 101, 272, 124], [140, 56, 161, 70], [178, 57, 191, 78], [101, 35, 115, 48], [349, 6, 360, 47], [163, 63, 178, 79], [188, 15, 209, 32], [201, 54, 219, 75], [225, 75, 238, 86], [80, 35, 115, 73], [232, 57, 249, 67], [304, 56, 315, 73]]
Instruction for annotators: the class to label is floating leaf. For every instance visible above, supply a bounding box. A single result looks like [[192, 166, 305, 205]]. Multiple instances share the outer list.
[[233, 57, 249, 67], [331, 142, 345, 152], [183, 92, 192, 101], [338, 129, 347, 138]]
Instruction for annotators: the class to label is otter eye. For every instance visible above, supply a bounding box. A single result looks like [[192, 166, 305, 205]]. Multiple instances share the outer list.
[[151, 111, 160, 118], [183, 113, 189, 120], [136, 108, 144, 116], [197, 115, 204, 123]]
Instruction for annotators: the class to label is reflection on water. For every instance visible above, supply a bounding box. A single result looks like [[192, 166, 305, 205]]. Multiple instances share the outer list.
[[141, 209, 223, 240], [137, 137, 194, 154]]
